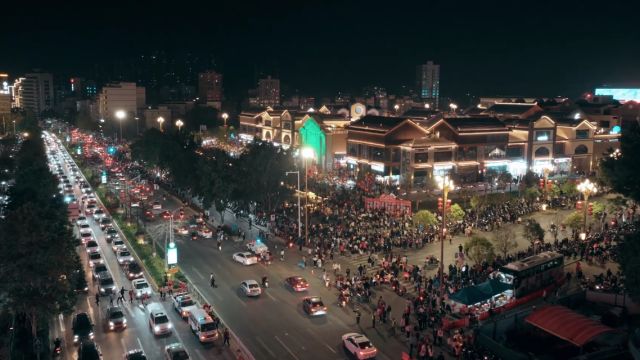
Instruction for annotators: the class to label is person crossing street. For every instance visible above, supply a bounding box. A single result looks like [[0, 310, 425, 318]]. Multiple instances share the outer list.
[[210, 273, 216, 288]]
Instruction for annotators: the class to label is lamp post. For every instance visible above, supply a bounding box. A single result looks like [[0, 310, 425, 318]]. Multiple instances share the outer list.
[[577, 179, 597, 235], [115, 110, 126, 142], [301, 147, 315, 246], [157, 116, 165, 132], [175, 119, 184, 132], [449, 103, 458, 115], [394, 104, 400, 114], [542, 164, 553, 206], [134, 117, 140, 135], [286, 171, 302, 240], [222, 112, 229, 127], [436, 174, 454, 304]]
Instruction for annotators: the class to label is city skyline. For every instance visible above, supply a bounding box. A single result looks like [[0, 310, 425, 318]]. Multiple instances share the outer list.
[[2, 2, 640, 100]]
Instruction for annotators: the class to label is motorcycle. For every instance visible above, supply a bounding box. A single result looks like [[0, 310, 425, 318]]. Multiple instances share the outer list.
[[52, 338, 62, 357]]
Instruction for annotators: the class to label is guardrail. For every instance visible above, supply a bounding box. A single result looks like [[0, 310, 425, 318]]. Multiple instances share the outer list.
[[180, 272, 255, 360]]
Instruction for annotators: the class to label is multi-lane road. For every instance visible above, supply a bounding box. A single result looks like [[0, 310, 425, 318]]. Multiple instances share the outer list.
[[47, 133, 235, 360]]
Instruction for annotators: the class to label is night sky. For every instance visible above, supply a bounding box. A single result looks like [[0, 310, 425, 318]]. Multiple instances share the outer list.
[[2, 1, 640, 100]]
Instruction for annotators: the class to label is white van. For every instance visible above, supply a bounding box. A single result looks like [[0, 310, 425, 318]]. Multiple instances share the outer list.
[[188, 308, 219, 343], [147, 303, 172, 336]]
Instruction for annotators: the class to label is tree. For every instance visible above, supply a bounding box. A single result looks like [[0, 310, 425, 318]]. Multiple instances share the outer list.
[[522, 170, 537, 189], [524, 186, 540, 203], [413, 210, 437, 229], [561, 180, 578, 199], [601, 126, 640, 202], [492, 227, 517, 258], [196, 149, 239, 223], [497, 171, 513, 189], [465, 236, 495, 265], [522, 219, 545, 244], [470, 195, 484, 227], [618, 232, 640, 300], [563, 211, 584, 232], [457, 188, 474, 208], [448, 203, 465, 223]]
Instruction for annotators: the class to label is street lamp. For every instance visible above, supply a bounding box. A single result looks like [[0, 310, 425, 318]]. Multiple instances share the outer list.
[[301, 147, 315, 246], [577, 179, 597, 236], [157, 116, 165, 131], [286, 171, 302, 240], [609, 148, 621, 159], [222, 113, 229, 127], [115, 110, 126, 142], [424, 103, 430, 109], [449, 103, 458, 115], [542, 164, 553, 206], [175, 119, 184, 132], [436, 174, 454, 304], [394, 104, 400, 113]]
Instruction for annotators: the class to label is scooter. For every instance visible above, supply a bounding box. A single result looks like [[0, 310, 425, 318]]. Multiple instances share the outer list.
[[52, 338, 62, 357]]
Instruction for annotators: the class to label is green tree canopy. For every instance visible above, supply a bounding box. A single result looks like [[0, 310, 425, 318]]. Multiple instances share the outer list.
[[413, 210, 437, 228], [563, 211, 584, 232], [600, 125, 640, 202], [618, 232, 640, 300], [492, 227, 518, 258], [465, 236, 495, 265], [449, 203, 465, 223], [524, 186, 541, 203], [523, 218, 545, 244]]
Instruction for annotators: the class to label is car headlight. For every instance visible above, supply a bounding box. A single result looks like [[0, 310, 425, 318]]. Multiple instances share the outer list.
[[167, 323, 172, 329], [100, 287, 105, 292], [73, 335, 79, 341], [89, 332, 94, 339], [154, 325, 160, 332], [123, 318, 127, 324]]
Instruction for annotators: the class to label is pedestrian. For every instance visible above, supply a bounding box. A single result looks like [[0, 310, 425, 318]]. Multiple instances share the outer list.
[[95, 293, 100, 307], [371, 313, 376, 328], [109, 293, 114, 306], [346, 268, 351, 278], [280, 249, 285, 261], [159, 287, 164, 301], [409, 333, 417, 358], [210, 273, 216, 288], [223, 328, 230, 346], [458, 244, 463, 253], [129, 289, 134, 303], [355, 310, 361, 326]]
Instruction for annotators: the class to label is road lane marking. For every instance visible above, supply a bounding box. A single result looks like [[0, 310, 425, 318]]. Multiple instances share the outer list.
[[275, 335, 300, 360], [137, 337, 144, 353], [324, 343, 337, 353], [265, 291, 277, 301], [192, 267, 205, 280], [255, 336, 277, 358], [195, 349, 206, 360], [120, 338, 127, 352], [58, 314, 65, 332]]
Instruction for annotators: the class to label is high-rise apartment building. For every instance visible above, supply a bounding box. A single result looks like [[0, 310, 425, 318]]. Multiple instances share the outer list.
[[0, 73, 10, 118], [257, 76, 280, 107], [416, 61, 440, 108], [98, 82, 145, 119], [198, 71, 223, 104], [20, 72, 55, 117]]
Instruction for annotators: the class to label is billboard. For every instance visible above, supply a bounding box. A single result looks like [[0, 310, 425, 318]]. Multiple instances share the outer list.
[[594, 88, 640, 102]]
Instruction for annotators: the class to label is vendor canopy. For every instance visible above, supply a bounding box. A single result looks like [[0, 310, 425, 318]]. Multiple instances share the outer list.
[[363, 194, 412, 217], [449, 279, 511, 306], [449, 286, 492, 306], [526, 305, 616, 347]]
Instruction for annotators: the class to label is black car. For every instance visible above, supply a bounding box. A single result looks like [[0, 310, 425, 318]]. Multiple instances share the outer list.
[[105, 227, 119, 242], [126, 261, 144, 280], [72, 312, 94, 344], [100, 217, 113, 230], [77, 341, 102, 360], [72, 269, 89, 293], [124, 349, 147, 360]]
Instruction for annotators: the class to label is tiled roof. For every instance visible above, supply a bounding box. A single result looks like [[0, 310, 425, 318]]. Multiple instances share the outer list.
[[484, 103, 538, 115], [443, 117, 508, 131], [349, 115, 407, 130], [401, 107, 439, 118]]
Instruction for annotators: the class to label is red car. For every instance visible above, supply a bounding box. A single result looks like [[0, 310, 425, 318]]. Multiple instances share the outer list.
[[144, 210, 154, 220], [285, 276, 309, 292], [161, 210, 172, 220]]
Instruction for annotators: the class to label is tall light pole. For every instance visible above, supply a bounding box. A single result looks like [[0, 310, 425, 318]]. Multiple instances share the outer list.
[[134, 117, 140, 135], [222, 112, 229, 127], [115, 110, 126, 142], [436, 174, 454, 304], [577, 179, 597, 235], [394, 104, 400, 114], [175, 119, 184, 132], [449, 103, 458, 115], [286, 171, 302, 240], [157, 116, 165, 132], [301, 147, 315, 246]]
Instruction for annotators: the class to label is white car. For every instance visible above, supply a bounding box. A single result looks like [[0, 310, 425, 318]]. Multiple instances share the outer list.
[[93, 209, 106, 220], [148, 304, 172, 336], [132, 278, 152, 298], [197, 226, 213, 238], [112, 239, 126, 252], [88, 252, 104, 268], [175, 225, 189, 235], [246, 240, 268, 255], [233, 252, 258, 266], [79, 223, 92, 235], [342, 333, 378, 359], [240, 280, 261, 297], [86, 240, 100, 254], [76, 216, 89, 226], [117, 249, 134, 264], [152, 201, 162, 210]]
